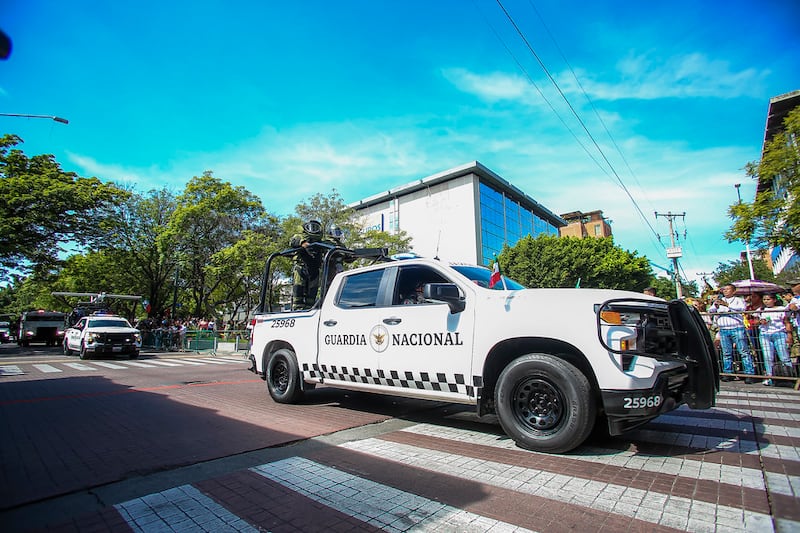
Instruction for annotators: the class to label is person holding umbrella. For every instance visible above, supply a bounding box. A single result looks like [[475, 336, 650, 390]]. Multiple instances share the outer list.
[[709, 283, 757, 382]]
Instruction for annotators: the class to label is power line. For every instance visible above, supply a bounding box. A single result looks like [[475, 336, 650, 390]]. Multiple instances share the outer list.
[[493, 0, 663, 248]]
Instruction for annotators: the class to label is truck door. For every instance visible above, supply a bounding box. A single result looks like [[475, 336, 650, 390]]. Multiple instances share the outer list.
[[316, 267, 391, 385], [376, 264, 475, 400]]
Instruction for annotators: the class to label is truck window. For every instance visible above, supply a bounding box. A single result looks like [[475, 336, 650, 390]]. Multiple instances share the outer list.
[[336, 269, 384, 308], [394, 265, 450, 305]]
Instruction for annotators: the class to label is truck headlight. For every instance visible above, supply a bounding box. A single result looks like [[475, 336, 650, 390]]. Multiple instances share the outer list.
[[86, 332, 98, 343]]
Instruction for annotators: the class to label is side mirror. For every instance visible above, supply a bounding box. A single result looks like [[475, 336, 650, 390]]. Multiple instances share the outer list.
[[424, 283, 465, 314]]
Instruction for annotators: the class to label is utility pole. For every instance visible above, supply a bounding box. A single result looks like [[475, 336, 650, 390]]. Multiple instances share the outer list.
[[655, 211, 686, 299], [734, 184, 756, 280]]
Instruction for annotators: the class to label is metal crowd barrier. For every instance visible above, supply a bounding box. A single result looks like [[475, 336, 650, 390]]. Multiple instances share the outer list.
[[699, 308, 799, 389], [140, 329, 250, 355]]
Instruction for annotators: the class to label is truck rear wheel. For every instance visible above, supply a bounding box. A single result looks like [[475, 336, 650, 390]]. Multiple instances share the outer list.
[[266, 348, 303, 403], [496, 354, 595, 454]]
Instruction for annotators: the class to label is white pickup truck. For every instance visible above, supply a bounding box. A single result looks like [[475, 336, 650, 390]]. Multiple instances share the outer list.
[[63, 313, 141, 360], [249, 245, 718, 453]]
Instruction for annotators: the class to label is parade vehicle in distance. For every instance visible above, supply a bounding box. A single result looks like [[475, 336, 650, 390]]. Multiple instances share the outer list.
[[0, 320, 11, 343], [63, 312, 141, 360], [248, 244, 719, 453], [17, 310, 67, 347]]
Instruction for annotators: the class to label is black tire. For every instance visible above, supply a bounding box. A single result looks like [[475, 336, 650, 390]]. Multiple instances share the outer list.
[[130, 350, 139, 359], [495, 354, 595, 454], [63, 340, 72, 356], [266, 348, 303, 403], [79, 342, 90, 360]]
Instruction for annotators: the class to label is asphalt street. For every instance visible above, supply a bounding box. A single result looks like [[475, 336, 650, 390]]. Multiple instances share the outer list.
[[0, 346, 798, 532]]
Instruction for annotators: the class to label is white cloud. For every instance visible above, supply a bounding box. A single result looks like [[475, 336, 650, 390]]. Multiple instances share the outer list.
[[64, 81, 757, 282], [446, 54, 769, 104]]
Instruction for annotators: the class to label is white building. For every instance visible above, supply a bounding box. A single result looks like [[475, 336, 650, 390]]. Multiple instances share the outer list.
[[350, 161, 564, 266]]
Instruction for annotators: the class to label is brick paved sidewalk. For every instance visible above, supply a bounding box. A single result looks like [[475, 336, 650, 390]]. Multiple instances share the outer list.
[[10, 383, 798, 533]]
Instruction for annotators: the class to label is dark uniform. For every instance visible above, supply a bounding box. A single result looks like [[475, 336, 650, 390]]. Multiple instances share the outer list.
[[290, 220, 324, 310]]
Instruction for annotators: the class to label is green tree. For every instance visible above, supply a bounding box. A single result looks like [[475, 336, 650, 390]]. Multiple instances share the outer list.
[[49, 250, 143, 319], [712, 258, 776, 287], [107, 188, 179, 317], [727, 107, 800, 255], [205, 225, 282, 325], [500, 235, 651, 290], [166, 172, 269, 317], [285, 189, 413, 262], [645, 275, 697, 300], [0, 134, 128, 279]]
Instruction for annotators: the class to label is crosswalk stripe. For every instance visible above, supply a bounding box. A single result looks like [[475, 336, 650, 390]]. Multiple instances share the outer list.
[[115, 484, 259, 533], [182, 357, 228, 365], [0, 365, 24, 376], [340, 437, 773, 531], [91, 361, 129, 370], [63, 363, 97, 371], [142, 360, 183, 367], [213, 356, 247, 363], [117, 361, 158, 368], [32, 364, 62, 373], [251, 457, 535, 532], [171, 358, 206, 365]]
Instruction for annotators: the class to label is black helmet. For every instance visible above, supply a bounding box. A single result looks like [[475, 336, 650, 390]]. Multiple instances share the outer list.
[[328, 224, 344, 240], [303, 220, 322, 236]]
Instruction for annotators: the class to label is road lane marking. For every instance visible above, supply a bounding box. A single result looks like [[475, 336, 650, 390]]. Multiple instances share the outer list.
[[142, 360, 183, 367], [0, 365, 24, 376], [64, 363, 97, 371], [251, 457, 535, 532], [91, 361, 129, 369], [32, 364, 62, 373], [118, 361, 158, 368], [182, 357, 229, 365], [115, 484, 258, 533], [340, 436, 772, 532]]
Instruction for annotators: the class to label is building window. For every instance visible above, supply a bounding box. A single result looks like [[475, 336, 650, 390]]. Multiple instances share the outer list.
[[479, 181, 556, 265]]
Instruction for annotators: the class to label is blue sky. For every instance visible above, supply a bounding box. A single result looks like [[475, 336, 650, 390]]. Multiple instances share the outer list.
[[2, 1, 799, 286]]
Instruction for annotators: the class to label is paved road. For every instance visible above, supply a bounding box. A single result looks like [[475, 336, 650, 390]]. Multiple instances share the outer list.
[[1, 349, 799, 532]]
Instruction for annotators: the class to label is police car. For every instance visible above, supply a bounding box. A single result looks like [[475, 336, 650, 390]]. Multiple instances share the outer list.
[[249, 246, 718, 453], [63, 312, 141, 360]]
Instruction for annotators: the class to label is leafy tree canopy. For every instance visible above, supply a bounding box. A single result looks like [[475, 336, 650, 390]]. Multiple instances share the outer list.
[[0, 134, 129, 279], [712, 258, 777, 287], [499, 235, 652, 290], [727, 106, 800, 255]]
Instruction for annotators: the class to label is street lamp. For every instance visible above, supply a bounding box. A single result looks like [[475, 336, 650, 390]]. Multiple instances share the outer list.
[[734, 183, 755, 280], [0, 113, 69, 124]]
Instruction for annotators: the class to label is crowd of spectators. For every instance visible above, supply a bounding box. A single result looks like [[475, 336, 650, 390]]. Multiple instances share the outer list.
[[685, 279, 800, 386], [134, 317, 249, 351]]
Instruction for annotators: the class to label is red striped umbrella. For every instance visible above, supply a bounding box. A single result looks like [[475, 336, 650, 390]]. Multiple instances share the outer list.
[[731, 279, 784, 295]]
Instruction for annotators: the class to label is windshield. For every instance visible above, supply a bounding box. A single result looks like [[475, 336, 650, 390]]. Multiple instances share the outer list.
[[451, 265, 525, 290], [88, 319, 132, 328]]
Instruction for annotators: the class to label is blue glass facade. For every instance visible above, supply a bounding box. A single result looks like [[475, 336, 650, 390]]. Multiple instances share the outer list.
[[479, 181, 559, 265]]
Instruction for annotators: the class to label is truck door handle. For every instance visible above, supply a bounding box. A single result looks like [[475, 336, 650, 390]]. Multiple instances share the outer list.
[[323, 319, 337, 326], [383, 317, 402, 325]]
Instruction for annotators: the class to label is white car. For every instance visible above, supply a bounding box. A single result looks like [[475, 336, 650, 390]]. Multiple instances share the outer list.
[[64, 314, 141, 360]]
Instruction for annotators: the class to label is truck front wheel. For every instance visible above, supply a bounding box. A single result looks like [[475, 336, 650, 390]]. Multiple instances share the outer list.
[[266, 348, 303, 404], [496, 354, 595, 454]]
